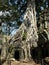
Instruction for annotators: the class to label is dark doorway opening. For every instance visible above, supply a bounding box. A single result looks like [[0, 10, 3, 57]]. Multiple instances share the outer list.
[[14, 50, 20, 61]]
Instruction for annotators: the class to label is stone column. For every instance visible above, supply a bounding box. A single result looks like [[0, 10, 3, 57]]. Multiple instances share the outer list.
[[27, 44, 31, 59], [19, 49, 24, 61], [24, 47, 28, 61]]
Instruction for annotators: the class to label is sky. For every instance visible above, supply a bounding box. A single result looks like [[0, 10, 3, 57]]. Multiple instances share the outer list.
[[10, 29, 18, 37], [0, 11, 2, 16]]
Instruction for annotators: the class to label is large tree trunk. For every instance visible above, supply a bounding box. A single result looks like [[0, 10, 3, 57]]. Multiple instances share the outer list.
[[23, 0, 38, 60], [24, 0, 38, 42]]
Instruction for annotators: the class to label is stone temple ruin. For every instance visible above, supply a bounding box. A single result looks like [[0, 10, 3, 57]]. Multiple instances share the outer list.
[[7, 0, 38, 61], [0, 0, 38, 62], [0, 1, 49, 64]]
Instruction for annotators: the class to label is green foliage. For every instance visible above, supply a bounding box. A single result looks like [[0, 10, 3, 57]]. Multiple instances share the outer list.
[[22, 31, 27, 40], [35, 0, 49, 16], [0, 0, 49, 35], [0, 0, 28, 35]]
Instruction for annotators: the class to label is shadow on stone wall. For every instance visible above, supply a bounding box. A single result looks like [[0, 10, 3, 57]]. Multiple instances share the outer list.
[[30, 41, 49, 64]]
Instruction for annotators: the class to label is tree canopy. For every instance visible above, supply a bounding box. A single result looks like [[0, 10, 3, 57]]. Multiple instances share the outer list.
[[0, 0, 49, 35]]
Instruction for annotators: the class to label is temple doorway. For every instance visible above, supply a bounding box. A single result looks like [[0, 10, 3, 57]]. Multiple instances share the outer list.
[[14, 50, 20, 61]]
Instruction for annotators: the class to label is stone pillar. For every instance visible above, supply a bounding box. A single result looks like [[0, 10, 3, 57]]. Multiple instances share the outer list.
[[24, 47, 28, 61], [27, 44, 31, 59], [19, 49, 24, 61]]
